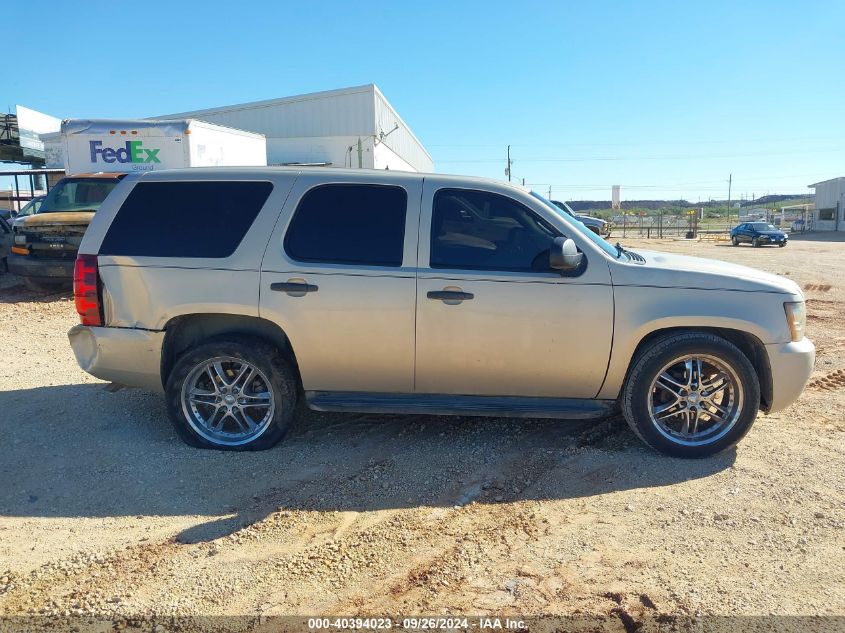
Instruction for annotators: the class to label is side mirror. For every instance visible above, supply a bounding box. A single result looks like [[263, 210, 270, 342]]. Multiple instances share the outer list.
[[550, 237, 583, 272]]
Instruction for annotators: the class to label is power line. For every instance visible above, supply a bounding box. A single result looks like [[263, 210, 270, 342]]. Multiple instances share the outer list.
[[426, 134, 845, 149], [436, 147, 845, 163]]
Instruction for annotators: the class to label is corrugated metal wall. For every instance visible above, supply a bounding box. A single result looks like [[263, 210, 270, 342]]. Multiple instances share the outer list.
[[811, 179, 845, 230], [814, 180, 844, 210], [158, 85, 433, 172], [373, 87, 434, 172]]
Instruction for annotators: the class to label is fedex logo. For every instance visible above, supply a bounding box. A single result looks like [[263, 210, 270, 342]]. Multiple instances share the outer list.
[[89, 140, 161, 164]]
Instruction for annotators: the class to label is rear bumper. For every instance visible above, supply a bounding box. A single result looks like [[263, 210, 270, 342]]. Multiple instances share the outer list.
[[765, 338, 815, 413], [8, 254, 75, 280], [68, 324, 165, 392]]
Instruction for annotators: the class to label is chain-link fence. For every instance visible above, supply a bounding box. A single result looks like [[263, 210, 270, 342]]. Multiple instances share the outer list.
[[613, 211, 810, 239], [615, 212, 701, 238]]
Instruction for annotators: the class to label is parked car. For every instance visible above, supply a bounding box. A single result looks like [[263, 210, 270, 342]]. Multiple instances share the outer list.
[[550, 200, 611, 237], [0, 216, 12, 272], [9, 174, 124, 290], [69, 168, 814, 458], [13, 195, 45, 219], [731, 222, 788, 247]]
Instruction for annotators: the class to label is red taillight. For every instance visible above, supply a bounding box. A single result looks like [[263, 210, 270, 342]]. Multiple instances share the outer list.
[[73, 254, 103, 326]]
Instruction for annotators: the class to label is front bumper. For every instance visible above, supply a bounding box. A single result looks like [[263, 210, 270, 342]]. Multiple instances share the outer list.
[[764, 338, 815, 413], [68, 325, 165, 392], [7, 254, 75, 280]]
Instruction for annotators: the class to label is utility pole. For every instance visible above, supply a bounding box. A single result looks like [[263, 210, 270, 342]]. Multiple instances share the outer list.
[[727, 173, 732, 227], [548, 186, 552, 200], [506, 145, 512, 182]]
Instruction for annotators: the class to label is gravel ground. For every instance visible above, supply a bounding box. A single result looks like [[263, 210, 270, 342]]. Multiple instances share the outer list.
[[0, 234, 843, 631]]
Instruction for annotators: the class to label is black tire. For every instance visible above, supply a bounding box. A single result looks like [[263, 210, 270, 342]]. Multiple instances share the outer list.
[[778, 242, 786, 248], [731, 236, 739, 246], [165, 336, 298, 451], [621, 332, 760, 458]]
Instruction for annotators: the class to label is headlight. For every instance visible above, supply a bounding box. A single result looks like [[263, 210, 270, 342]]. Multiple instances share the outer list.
[[14, 235, 26, 245], [784, 301, 806, 342]]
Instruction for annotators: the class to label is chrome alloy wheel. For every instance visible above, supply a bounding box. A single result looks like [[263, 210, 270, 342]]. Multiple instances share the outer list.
[[180, 356, 275, 446], [647, 354, 744, 446]]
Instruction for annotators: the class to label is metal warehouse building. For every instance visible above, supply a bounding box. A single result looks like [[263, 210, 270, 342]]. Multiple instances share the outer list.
[[809, 177, 845, 231], [157, 84, 433, 172]]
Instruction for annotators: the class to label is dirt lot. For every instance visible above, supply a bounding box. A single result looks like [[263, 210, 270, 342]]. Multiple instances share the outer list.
[[0, 235, 843, 631]]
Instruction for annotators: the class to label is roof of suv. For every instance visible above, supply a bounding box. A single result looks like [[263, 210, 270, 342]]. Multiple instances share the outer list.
[[134, 166, 528, 192]]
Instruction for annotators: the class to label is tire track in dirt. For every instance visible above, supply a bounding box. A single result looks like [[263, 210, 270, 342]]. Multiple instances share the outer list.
[[0, 419, 411, 621], [808, 368, 845, 391], [330, 423, 631, 615]]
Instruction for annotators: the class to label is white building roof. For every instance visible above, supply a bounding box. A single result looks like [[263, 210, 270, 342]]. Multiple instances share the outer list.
[[809, 176, 845, 188], [156, 84, 433, 172]]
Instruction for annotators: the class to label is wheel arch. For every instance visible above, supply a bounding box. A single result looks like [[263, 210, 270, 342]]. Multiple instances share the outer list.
[[160, 313, 301, 389], [623, 326, 773, 412]]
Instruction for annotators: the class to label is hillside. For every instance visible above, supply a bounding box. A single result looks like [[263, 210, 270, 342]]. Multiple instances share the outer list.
[[566, 194, 809, 214]]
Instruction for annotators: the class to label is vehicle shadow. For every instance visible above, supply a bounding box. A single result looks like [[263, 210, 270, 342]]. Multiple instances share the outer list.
[[0, 277, 71, 304], [0, 383, 735, 543]]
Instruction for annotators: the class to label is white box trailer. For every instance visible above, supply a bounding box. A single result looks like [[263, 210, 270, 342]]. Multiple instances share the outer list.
[[42, 118, 266, 174]]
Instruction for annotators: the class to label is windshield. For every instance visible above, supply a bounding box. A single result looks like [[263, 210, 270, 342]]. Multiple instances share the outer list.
[[750, 222, 778, 231], [530, 191, 620, 258], [17, 197, 43, 217], [41, 178, 119, 213]]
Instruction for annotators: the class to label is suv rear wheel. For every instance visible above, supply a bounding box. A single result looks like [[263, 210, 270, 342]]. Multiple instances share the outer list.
[[166, 337, 297, 450], [622, 333, 760, 458]]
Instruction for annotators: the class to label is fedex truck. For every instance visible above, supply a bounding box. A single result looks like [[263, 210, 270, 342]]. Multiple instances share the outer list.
[[12, 119, 266, 290], [42, 118, 267, 173]]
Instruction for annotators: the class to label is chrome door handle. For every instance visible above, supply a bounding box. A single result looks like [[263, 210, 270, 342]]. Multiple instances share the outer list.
[[271, 281, 318, 294], [427, 290, 474, 301]]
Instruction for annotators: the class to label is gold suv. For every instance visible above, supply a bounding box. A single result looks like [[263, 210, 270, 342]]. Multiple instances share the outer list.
[[69, 168, 814, 457]]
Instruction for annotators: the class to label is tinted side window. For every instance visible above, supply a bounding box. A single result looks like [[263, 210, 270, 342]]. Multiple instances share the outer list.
[[100, 181, 273, 258], [284, 184, 407, 266], [430, 189, 560, 271]]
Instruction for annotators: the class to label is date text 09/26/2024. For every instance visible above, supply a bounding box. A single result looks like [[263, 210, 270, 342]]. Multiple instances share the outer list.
[[307, 617, 526, 630]]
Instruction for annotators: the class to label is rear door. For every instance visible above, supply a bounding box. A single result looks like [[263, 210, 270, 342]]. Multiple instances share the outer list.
[[259, 173, 421, 393], [414, 182, 614, 399]]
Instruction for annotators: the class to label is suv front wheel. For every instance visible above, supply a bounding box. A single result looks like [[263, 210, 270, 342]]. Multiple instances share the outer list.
[[622, 333, 760, 458], [166, 337, 297, 450]]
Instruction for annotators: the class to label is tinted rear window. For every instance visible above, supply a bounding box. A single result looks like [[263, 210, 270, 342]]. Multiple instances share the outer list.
[[284, 184, 407, 266], [100, 181, 273, 258]]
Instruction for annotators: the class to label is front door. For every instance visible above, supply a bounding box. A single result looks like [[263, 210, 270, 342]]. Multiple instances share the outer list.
[[415, 184, 614, 399], [259, 174, 422, 394]]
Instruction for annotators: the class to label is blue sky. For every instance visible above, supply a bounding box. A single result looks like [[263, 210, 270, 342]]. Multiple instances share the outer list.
[[4, 0, 843, 201]]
